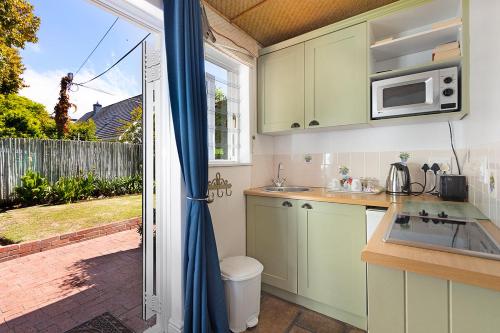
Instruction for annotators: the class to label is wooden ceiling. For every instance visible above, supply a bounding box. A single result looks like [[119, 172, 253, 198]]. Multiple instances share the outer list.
[[205, 0, 398, 47]]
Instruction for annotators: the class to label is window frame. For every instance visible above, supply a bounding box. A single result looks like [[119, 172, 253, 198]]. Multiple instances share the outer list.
[[205, 44, 251, 167]]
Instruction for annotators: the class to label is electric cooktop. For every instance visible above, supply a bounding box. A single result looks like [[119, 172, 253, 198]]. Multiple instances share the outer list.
[[384, 210, 500, 261]]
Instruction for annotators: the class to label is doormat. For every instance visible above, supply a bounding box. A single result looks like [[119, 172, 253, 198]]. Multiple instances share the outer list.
[[65, 312, 134, 333]]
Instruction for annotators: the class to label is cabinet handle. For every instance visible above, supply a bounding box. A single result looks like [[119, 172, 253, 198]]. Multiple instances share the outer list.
[[291, 122, 300, 128], [308, 120, 320, 126], [301, 203, 312, 209], [282, 201, 293, 207]]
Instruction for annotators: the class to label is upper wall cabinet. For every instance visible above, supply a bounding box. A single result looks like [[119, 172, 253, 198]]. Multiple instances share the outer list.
[[258, 0, 469, 133], [305, 23, 367, 128], [258, 43, 304, 133]]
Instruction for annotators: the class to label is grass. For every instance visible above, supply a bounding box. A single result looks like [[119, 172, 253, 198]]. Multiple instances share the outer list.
[[0, 194, 142, 245]]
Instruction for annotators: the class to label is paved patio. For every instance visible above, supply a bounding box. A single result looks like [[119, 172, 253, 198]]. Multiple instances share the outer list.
[[0, 230, 151, 333]]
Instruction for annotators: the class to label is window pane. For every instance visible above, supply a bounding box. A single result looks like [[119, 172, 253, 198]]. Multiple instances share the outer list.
[[205, 59, 239, 162]]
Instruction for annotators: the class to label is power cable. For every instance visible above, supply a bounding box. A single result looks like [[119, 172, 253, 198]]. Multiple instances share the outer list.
[[74, 17, 119, 77], [75, 33, 150, 86], [448, 121, 461, 175], [71, 82, 115, 96]]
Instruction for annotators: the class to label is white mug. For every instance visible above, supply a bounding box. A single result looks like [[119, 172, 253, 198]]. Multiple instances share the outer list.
[[329, 179, 341, 190], [351, 178, 362, 192]]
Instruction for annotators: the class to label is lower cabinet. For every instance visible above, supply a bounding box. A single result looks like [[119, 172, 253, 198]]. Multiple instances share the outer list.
[[246, 196, 298, 293], [246, 195, 367, 329], [367, 264, 500, 333], [297, 200, 367, 321]]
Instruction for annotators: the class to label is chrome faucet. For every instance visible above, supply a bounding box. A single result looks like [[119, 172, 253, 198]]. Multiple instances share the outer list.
[[272, 162, 286, 187]]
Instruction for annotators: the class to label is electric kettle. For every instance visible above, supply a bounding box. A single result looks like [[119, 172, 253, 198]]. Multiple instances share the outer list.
[[386, 162, 411, 195]]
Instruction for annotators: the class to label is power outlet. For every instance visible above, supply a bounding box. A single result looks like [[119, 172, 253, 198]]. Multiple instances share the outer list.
[[428, 157, 453, 174]]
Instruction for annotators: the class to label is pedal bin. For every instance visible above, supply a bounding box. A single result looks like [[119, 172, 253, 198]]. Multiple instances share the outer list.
[[220, 256, 264, 333]]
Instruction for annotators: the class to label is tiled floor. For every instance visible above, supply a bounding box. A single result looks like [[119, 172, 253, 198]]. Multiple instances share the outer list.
[[246, 293, 366, 333], [0, 230, 151, 333]]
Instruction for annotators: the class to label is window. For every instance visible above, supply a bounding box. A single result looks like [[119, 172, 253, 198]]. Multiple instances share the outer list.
[[205, 45, 250, 164]]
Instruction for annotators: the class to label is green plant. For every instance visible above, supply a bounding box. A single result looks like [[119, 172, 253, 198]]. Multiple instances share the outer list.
[[93, 174, 142, 197], [338, 165, 349, 176], [50, 172, 96, 203], [399, 152, 410, 161], [14, 169, 50, 205], [51, 176, 80, 203]]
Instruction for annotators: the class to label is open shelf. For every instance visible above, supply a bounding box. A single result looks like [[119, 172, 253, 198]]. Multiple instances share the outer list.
[[370, 21, 462, 61], [369, 56, 462, 80]]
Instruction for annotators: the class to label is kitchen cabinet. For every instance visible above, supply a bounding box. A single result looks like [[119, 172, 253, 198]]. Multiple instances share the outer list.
[[305, 23, 367, 128], [367, 264, 500, 333], [246, 196, 298, 293], [297, 200, 366, 325], [246, 195, 367, 329], [258, 43, 304, 133]]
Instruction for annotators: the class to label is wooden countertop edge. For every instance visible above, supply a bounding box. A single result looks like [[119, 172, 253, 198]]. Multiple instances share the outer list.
[[362, 205, 500, 292], [244, 188, 394, 208], [361, 250, 500, 291]]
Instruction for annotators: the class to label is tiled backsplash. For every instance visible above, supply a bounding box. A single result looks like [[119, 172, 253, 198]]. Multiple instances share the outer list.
[[252, 144, 500, 228]]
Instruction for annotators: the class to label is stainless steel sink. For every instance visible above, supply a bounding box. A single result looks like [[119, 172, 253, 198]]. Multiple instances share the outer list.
[[263, 186, 310, 192]]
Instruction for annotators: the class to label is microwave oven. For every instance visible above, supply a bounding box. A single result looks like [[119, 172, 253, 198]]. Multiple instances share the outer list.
[[371, 67, 459, 119]]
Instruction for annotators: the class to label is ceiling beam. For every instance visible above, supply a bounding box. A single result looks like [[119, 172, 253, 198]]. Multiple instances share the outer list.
[[229, 0, 270, 22]]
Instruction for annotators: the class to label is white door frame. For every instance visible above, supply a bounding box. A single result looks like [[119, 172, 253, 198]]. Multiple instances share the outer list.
[[85, 1, 185, 332]]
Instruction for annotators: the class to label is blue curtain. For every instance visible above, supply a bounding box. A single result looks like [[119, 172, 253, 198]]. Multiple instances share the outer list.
[[163, 1, 229, 332]]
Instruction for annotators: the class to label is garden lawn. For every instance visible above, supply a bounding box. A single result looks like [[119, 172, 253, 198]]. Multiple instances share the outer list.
[[0, 194, 142, 244]]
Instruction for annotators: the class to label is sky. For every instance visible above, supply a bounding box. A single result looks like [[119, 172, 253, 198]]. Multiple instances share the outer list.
[[19, 0, 148, 119]]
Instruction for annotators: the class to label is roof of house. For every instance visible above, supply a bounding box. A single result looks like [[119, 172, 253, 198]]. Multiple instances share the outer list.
[[78, 95, 142, 141]]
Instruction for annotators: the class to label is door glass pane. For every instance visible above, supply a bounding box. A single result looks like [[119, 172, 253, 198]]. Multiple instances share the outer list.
[[383, 82, 426, 108]]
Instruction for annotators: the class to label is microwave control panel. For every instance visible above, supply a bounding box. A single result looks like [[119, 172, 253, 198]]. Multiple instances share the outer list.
[[439, 67, 458, 110]]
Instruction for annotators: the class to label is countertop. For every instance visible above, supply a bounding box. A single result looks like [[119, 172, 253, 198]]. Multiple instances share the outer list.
[[245, 187, 500, 291], [244, 187, 440, 208], [361, 204, 500, 291]]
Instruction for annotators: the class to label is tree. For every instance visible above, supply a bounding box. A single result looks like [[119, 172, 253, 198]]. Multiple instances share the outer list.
[[118, 106, 142, 144], [0, 94, 54, 138], [53, 74, 76, 138], [67, 120, 98, 141], [0, 0, 41, 94], [214, 88, 227, 159]]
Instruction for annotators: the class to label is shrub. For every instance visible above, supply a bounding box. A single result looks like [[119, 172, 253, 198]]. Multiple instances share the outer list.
[[13, 170, 142, 206], [14, 169, 50, 205], [93, 174, 142, 197], [51, 172, 97, 203]]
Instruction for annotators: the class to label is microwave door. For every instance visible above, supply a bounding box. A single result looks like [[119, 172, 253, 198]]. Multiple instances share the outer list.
[[374, 71, 440, 118]]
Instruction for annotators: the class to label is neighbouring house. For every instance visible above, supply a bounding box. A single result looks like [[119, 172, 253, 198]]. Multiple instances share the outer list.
[[78, 95, 142, 141]]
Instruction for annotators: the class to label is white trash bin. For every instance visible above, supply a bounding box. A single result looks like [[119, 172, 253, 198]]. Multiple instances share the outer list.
[[220, 256, 264, 333]]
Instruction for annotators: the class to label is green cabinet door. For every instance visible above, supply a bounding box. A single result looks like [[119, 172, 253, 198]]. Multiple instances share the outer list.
[[258, 43, 305, 133], [297, 200, 367, 322], [451, 282, 500, 333], [246, 196, 298, 293], [305, 22, 367, 128]]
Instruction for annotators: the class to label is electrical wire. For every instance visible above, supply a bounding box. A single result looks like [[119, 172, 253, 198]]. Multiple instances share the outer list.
[[448, 121, 461, 175], [211, 28, 257, 57], [76, 33, 151, 86], [71, 82, 115, 96], [74, 17, 119, 77]]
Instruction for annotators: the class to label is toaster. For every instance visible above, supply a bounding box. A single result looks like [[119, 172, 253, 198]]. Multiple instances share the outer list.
[[439, 175, 468, 202]]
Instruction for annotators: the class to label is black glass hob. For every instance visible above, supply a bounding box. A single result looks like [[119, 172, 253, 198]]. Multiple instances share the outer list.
[[384, 210, 500, 261]]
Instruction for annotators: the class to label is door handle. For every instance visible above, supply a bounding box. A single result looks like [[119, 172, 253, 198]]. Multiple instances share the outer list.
[[301, 203, 312, 209], [282, 201, 293, 207], [291, 122, 300, 128], [308, 120, 320, 126]]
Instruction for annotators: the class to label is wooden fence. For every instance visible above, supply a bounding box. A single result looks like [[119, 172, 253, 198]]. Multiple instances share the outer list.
[[0, 138, 142, 204]]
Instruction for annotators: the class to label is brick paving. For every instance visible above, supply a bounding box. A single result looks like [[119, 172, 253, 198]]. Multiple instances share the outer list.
[[0, 230, 151, 333]]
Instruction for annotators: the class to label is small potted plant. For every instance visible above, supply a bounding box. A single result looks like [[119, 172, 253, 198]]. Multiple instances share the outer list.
[[399, 152, 410, 165], [338, 165, 351, 188], [338, 165, 349, 178]]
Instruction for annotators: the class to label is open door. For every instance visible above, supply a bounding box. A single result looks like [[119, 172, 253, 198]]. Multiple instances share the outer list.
[[142, 35, 162, 321]]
